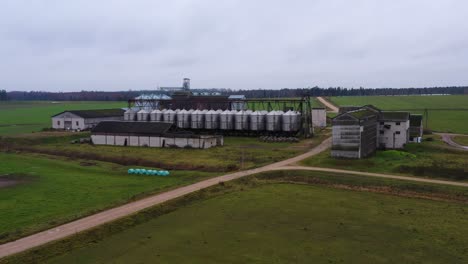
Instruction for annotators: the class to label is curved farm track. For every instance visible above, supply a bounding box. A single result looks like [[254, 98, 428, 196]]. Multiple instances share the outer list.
[[1, 136, 468, 259], [438, 133, 468, 151]]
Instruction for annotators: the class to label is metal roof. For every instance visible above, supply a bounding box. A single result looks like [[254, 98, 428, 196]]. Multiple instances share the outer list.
[[92, 121, 173, 135], [228, 95, 246, 99], [379, 111, 410, 121], [52, 109, 124, 118], [409, 114, 423, 126], [135, 94, 172, 100]]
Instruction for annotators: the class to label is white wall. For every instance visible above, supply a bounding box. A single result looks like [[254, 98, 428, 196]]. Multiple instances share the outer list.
[[312, 109, 327, 128], [52, 112, 123, 130], [378, 120, 409, 149]]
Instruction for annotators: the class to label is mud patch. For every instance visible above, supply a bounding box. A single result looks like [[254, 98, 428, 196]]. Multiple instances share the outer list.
[[0, 174, 32, 189]]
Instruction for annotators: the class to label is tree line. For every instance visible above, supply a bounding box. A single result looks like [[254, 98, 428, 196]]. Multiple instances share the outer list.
[[2, 86, 466, 101]]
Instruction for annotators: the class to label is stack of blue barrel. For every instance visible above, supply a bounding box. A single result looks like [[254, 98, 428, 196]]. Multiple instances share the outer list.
[[127, 168, 170, 176]]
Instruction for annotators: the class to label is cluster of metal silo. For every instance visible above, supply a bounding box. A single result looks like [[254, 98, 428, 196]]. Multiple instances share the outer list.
[[123, 108, 301, 132]]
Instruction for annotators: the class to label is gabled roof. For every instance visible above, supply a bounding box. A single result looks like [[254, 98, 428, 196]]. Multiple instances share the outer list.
[[333, 108, 378, 121], [409, 114, 423, 126], [339, 106, 361, 114], [92, 121, 173, 135], [52, 109, 125, 118], [228, 95, 246, 99], [379, 111, 410, 121]]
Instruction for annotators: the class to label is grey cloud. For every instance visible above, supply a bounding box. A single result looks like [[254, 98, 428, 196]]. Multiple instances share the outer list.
[[0, 0, 467, 91]]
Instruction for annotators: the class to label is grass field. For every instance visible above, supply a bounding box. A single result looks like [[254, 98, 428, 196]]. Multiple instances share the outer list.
[[453, 135, 468, 146], [0, 101, 125, 135], [329, 95, 468, 134], [37, 182, 468, 263], [300, 135, 468, 181], [0, 153, 214, 243], [4, 133, 327, 172]]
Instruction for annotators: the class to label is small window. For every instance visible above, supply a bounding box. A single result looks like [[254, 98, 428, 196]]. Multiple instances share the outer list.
[[379, 130, 384, 135], [76, 121, 79, 126], [396, 122, 400, 125], [396, 131, 401, 135], [380, 122, 384, 125], [57, 121, 60, 125]]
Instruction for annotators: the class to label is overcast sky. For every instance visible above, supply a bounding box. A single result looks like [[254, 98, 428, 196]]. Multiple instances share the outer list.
[[1, 0, 467, 92]]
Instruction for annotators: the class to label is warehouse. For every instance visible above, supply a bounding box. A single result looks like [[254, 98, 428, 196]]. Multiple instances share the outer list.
[[331, 108, 379, 158], [52, 109, 124, 130], [332, 105, 420, 159], [91, 121, 223, 149]]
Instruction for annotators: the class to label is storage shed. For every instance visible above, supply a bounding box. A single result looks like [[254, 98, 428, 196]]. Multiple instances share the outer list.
[[52, 109, 124, 131], [91, 121, 223, 149]]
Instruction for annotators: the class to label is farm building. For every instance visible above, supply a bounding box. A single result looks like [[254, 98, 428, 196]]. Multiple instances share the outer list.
[[378, 111, 410, 149], [409, 115, 423, 142], [91, 121, 223, 149], [52, 109, 124, 130], [332, 105, 420, 158], [331, 108, 379, 159], [311, 108, 327, 128]]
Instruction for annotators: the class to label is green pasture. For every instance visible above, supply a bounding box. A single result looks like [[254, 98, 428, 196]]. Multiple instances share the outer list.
[[453, 135, 468, 146], [329, 95, 468, 134], [41, 182, 468, 264], [0, 153, 214, 243], [11, 134, 326, 172], [301, 135, 468, 181], [0, 101, 125, 135]]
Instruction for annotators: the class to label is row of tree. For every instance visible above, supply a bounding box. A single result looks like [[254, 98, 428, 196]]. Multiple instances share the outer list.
[[1, 86, 466, 101], [0, 90, 7, 101]]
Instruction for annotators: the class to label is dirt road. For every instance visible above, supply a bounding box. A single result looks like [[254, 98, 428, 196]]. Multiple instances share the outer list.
[[0, 138, 332, 259], [317, 97, 339, 113], [438, 133, 468, 151], [1, 136, 467, 259]]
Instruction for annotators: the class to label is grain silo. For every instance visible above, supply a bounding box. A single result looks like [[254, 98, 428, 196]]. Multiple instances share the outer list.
[[249, 111, 267, 131], [137, 109, 149, 121], [205, 110, 220, 129], [150, 109, 163, 122], [235, 110, 251, 130], [266, 111, 283, 131], [191, 109, 206, 129], [124, 109, 137, 121], [220, 110, 235, 130], [177, 109, 192, 128], [282, 110, 301, 132], [163, 109, 177, 124]]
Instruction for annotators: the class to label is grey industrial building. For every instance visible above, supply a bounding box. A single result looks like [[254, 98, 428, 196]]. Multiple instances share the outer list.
[[52, 109, 124, 131], [332, 105, 423, 159], [91, 121, 223, 149]]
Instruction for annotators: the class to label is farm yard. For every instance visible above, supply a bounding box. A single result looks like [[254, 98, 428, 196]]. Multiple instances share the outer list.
[[7, 172, 468, 264], [301, 135, 468, 181], [0, 101, 125, 135], [328, 95, 468, 134]]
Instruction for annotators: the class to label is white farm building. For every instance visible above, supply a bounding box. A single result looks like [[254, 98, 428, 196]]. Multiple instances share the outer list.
[[51, 109, 124, 131], [91, 121, 223, 149]]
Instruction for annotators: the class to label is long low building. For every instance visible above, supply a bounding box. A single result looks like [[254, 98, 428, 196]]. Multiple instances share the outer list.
[[91, 121, 223, 149], [52, 109, 124, 130]]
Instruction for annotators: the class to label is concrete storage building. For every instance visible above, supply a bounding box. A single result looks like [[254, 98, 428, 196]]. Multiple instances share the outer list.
[[378, 112, 410, 149], [52, 109, 124, 131], [91, 121, 223, 149], [331, 108, 379, 159], [332, 105, 420, 159]]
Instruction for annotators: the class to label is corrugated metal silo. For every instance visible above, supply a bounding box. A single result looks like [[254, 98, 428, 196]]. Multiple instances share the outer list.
[[137, 109, 149, 121], [163, 109, 176, 124], [205, 110, 220, 129], [235, 110, 251, 130], [220, 110, 235, 130], [266, 110, 283, 131], [250, 111, 267, 131], [282, 110, 301, 132], [191, 110, 205, 129], [124, 109, 137, 121], [150, 109, 163, 122], [177, 109, 192, 128]]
